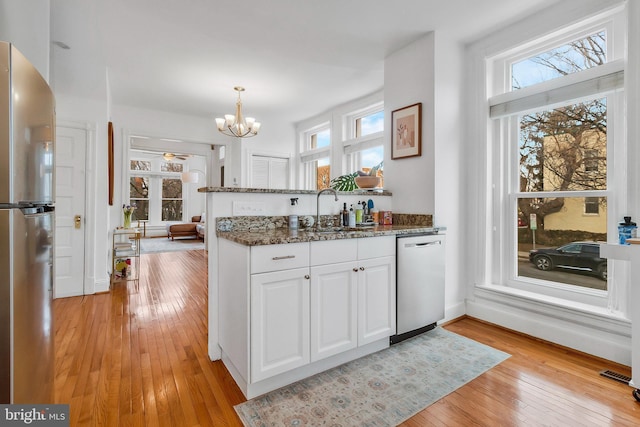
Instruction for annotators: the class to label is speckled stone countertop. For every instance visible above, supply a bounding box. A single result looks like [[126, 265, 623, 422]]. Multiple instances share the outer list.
[[216, 225, 444, 246], [215, 214, 441, 246], [198, 186, 392, 196]]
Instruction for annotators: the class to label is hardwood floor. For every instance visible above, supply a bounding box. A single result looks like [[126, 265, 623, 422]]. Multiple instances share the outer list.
[[54, 250, 640, 426]]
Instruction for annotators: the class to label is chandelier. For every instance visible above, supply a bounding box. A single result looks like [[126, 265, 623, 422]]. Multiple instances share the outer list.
[[215, 86, 261, 138]]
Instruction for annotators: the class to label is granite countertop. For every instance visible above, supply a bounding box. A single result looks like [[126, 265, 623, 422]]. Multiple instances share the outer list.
[[217, 225, 444, 246], [198, 186, 392, 196]]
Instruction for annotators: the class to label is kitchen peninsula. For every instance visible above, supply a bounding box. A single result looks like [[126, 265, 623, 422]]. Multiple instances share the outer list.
[[200, 187, 438, 398]]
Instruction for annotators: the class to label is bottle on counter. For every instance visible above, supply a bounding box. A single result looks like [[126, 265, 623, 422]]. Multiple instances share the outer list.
[[355, 202, 363, 224], [289, 198, 299, 230], [342, 203, 349, 227], [348, 205, 356, 228], [618, 216, 638, 245]]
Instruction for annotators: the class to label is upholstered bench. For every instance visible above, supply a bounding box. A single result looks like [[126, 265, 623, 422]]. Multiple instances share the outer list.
[[166, 216, 202, 240]]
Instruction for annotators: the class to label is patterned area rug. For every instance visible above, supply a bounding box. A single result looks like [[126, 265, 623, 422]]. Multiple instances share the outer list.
[[235, 328, 509, 426], [139, 237, 205, 254]]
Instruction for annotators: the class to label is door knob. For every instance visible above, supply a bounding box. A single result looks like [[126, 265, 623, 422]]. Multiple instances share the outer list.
[[74, 215, 82, 229]]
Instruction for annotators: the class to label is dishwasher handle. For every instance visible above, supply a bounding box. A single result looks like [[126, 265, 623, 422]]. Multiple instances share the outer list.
[[404, 240, 442, 248]]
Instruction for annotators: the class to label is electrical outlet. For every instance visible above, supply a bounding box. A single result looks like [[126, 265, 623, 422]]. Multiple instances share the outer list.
[[233, 201, 266, 216]]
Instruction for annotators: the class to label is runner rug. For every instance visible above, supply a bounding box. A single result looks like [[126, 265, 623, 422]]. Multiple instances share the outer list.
[[235, 327, 510, 426]]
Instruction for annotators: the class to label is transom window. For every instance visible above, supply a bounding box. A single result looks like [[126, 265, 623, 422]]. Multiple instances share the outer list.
[[511, 30, 607, 90]]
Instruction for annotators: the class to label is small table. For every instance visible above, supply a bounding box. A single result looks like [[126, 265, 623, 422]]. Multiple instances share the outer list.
[[136, 220, 148, 237]]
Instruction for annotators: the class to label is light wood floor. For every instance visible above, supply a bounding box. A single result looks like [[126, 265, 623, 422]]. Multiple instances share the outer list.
[[54, 250, 640, 426]]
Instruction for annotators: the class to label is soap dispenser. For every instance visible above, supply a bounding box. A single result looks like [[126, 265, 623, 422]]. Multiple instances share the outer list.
[[289, 198, 299, 230]]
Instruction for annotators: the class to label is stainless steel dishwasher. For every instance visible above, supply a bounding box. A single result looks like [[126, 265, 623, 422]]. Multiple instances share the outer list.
[[391, 232, 446, 344]]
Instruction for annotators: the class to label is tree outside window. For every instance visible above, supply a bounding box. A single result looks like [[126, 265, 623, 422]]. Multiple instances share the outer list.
[[511, 31, 610, 290]]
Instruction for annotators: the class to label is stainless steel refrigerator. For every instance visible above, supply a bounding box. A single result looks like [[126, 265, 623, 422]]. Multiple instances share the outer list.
[[0, 42, 55, 404]]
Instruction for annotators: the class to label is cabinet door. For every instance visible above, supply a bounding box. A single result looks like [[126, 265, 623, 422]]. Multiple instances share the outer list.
[[310, 262, 358, 362], [251, 268, 310, 382], [358, 256, 396, 345]]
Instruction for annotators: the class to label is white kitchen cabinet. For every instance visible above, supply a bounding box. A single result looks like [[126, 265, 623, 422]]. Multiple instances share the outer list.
[[309, 236, 395, 360], [251, 267, 310, 382], [358, 256, 396, 345], [218, 235, 395, 399], [310, 261, 358, 362]]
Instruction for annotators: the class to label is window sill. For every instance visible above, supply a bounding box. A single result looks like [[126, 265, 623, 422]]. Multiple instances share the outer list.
[[474, 283, 629, 327]]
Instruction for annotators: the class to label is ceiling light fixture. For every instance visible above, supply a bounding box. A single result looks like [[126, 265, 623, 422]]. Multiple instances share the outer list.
[[215, 86, 261, 138]]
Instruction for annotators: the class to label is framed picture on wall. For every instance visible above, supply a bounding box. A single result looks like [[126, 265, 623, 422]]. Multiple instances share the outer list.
[[391, 103, 422, 159]]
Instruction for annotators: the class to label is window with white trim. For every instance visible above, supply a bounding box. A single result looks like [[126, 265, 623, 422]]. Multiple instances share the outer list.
[[129, 152, 186, 223], [300, 125, 331, 190], [344, 104, 384, 180], [487, 10, 625, 304]]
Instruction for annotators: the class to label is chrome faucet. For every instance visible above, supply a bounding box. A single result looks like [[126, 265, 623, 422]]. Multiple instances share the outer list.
[[316, 188, 338, 230]]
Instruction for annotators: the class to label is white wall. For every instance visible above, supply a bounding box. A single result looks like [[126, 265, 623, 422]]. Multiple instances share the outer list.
[[384, 33, 435, 215], [0, 0, 50, 81], [433, 32, 466, 321], [383, 32, 466, 322]]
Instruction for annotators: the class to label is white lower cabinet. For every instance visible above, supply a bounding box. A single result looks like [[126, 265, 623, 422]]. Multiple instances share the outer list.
[[218, 235, 396, 399], [250, 267, 310, 382], [358, 256, 396, 345], [310, 261, 358, 362]]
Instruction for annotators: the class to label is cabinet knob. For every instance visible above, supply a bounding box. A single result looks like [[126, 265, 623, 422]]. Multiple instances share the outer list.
[[360, 266, 365, 271], [304, 275, 310, 280], [353, 268, 358, 272]]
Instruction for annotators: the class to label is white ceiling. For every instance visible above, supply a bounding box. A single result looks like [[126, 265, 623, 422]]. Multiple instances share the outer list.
[[50, 0, 563, 125]]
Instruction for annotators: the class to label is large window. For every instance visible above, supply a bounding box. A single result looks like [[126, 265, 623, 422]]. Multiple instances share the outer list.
[[488, 12, 624, 303], [129, 153, 186, 224]]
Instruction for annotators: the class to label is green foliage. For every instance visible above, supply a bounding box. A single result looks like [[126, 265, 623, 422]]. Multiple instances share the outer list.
[[330, 172, 358, 192]]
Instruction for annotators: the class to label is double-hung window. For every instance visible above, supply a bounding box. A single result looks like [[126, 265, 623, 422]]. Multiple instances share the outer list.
[[129, 152, 185, 223], [486, 9, 625, 306], [300, 125, 331, 190], [344, 104, 384, 180]]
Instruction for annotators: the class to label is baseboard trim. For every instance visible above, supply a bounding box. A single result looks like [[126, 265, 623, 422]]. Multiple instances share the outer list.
[[467, 295, 631, 365]]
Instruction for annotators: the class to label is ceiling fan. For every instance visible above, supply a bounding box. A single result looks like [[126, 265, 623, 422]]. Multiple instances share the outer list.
[[161, 152, 191, 161]]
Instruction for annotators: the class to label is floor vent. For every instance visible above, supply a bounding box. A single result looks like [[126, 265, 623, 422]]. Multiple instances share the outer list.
[[600, 370, 631, 384]]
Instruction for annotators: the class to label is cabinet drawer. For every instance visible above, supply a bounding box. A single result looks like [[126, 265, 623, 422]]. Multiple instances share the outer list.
[[251, 242, 310, 274], [310, 239, 357, 266], [357, 235, 396, 259]]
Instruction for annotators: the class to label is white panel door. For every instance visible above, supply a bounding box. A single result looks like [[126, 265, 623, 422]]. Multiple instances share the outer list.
[[250, 267, 310, 382], [310, 262, 358, 362], [358, 256, 396, 345], [54, 126, 86, 298]]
